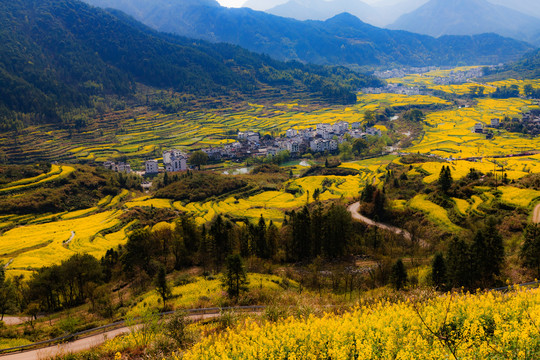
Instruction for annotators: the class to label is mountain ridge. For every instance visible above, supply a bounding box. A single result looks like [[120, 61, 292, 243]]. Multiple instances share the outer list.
[[389, 0, 540, 45], [82, 0, 534, 67]]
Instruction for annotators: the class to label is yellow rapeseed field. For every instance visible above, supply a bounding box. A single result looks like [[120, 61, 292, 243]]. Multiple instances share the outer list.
[[183, 288, 540, 359]]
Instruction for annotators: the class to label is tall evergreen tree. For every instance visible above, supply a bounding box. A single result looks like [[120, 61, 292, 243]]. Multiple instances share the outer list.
[[520, 224, 540, 277], [431, 253, 447, 291], [446, 237, 472, 288], [155, 266, 171, 306], [438, 165, 453, 194], [323, 204, 352, 258], [266, 220, 279, 260], [255, 215, 268, 258], [390, 259, 408, 290], [291, 206, 312, 261], [222, 254, 249, 299], [471, 218, 504, 287]]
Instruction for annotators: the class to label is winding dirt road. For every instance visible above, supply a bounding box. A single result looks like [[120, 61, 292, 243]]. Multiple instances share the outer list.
[[534, 203, 540, 224], [347, 202, 428, 248], [0, 313, 221, 360]]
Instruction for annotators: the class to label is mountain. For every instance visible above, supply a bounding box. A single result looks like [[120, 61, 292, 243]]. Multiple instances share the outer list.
[[0, 0, 378, 130], [267, 0, 378, 24], [371, 0, 429, 26], [389, 0, 540, 45], [243, 0, 288, 10], [487, 0, 540, 19], [82, 0, 533, 68]]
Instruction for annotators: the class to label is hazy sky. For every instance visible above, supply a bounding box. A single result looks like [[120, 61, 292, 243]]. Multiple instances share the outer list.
[[217, 0, 245, 7], [216, 0, 386, 7]]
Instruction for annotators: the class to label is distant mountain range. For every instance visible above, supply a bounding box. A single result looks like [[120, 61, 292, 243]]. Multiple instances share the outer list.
[[264, 0, 428, 26], [0, 0, 375, 129], [389, 0, 540, 45], [245, 0, 540, 36], [82, 0, 533, 68]]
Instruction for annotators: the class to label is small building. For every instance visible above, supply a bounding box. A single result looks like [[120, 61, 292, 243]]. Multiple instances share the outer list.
[[351, 122, 362, 129], [490, 118, 500, 128], [145, 160, 159, 175], [366, 127, 382, 137], [103, 161, 115, 170], [328, 139, 338, 151], [473, 123, 484, 134], [114, 162, 131, 173], [286, 141, 300, 153], [238, 131, 259, 143], [163, 149, 187, 172], [286, 128, 298, 138], [333, 121, 349, 134]]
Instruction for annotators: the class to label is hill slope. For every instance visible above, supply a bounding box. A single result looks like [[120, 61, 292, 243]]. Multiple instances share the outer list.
[[390, 0, 540, 45], [483, 48, 540, 80], [0, 0, 377, 130], [82, 0, 533, 67]]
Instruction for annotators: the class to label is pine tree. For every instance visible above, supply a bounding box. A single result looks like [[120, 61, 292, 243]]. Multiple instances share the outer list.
[[222, 254, 249, 299], [438, 165, 453, 194], [390, 259, 408, 290], [446, 237, 472, 288], [431, 253, 447, 291], [255, 215, 268, 258], [520, 224, 540, 277], [266, 221, 279, 260], [155, 266, 171, 306]]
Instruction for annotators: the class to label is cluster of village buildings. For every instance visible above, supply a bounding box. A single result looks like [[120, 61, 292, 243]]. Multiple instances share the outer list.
[[202, 122, 382, 163], [104, 121, 383, 175]]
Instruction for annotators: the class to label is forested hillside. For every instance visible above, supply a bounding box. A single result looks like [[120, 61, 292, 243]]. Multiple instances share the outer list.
[[0, 0, 377, 132], [84, 0, 533, 67], [483, 48, 540, 80]]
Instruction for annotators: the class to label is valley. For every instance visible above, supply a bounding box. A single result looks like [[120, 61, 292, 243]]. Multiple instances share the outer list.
[[1, 0, 540, 359]]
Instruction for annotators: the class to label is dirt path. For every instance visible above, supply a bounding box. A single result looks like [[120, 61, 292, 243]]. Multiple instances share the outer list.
[[347, 202, 428, 248], [1, 317, 30, 326], [534, 203, 540, 224], [0, 313, 221, 360]]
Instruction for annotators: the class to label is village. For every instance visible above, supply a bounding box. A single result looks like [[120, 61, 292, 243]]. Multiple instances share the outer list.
[[102, 121, 384, 176]]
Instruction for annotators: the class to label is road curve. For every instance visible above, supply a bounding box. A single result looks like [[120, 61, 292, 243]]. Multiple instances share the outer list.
[[0, 313, 220, 360], [534, 203, 540, 224], [347, 202, 428, 248]]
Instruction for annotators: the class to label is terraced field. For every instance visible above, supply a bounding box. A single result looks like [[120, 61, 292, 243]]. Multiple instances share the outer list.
[[2, 71, 540, 277]]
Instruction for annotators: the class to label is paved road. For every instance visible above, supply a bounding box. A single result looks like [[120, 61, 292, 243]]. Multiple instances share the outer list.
[[0, 313, 221, 360], [347, 202, 428, 248], [534, 203, 540, 224]]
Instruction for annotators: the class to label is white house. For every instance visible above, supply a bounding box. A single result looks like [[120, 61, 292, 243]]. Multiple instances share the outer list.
[[286, 141, 300, 153], [316, 123, 331, 136], [328, 139, 338, 151], [333, 121, 349, 134], [163, 149, 187, 172], [300, 128, 315, 140], [114, 162, 131, 173], [238, 131, 259, 142], [145, 160, 159, 175], [286, 128, 298, 138]]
